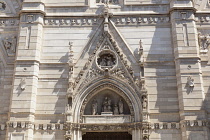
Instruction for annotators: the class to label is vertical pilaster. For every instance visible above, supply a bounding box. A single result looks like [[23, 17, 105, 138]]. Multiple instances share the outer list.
[[170, 0, 207, 140], [7, 2, 44, 140]]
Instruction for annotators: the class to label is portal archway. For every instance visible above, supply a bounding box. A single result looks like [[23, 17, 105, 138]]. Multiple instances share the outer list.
[[70, 79, 142, 140]]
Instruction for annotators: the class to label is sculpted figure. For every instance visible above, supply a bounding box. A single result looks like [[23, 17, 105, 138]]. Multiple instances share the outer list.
[[142, 97, 147, 109], [113, 104, 119, 115], [92, 99, 98, 115], [118, 98, 123, 114], [103, 96, 112, 112], [187, 76, 194, 93]]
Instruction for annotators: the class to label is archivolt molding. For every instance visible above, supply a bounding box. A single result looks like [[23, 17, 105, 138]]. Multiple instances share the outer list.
[[79, 83, 135, 123]]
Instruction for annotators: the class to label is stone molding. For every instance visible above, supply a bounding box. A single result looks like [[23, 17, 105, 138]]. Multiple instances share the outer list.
[[195, 15, 210, 23], [0, 19, 19, 26], [3, 120, 209, 132], [44, 18, 101, 26]]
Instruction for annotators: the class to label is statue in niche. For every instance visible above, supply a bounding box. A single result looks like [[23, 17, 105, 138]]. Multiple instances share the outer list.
[[66, 104, 72, 114], [113, 104, 119, 115], [187, 76, 194, 93], [142, 97, 147, 109], [118, 98, 123, 114], [97, 53, 116, 68], [92, 99, 98, 115], [102, 96, 112, 112]]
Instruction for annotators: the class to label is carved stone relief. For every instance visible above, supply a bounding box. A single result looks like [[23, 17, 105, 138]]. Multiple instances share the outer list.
[[198, 32, 210, 52], [97, 51, 116, 69], [2, 36, 17, 56], [84, 89, 130, 116], [80, 84, 134, 122], [96, 0, 119, 4], [0, 1, 6, 11]]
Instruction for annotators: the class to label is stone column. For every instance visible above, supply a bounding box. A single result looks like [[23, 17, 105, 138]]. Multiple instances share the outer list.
[[7, 1, 44, 140], [170, 0, 208, 140]]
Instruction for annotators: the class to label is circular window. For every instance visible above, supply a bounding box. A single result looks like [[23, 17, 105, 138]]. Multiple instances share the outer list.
[[97, 50, 117, 70]]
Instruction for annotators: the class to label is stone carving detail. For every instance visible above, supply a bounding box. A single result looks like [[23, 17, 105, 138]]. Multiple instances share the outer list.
[[75, 32, 138, 93], [198, 32, 210, 51], [44, 18, 99, 26], [80, 123, 141, 131], [92, 99, 98, 115], [0, 2, 6, 11], [96, 0, 119, 4], [80, 84, 135, 122], [138, 40, 144, 64], [97, 52, 116, 68], [113, 16, 170, 25], [67, 42, 75, 98], [20, 78, 26, 90], [102, 96, 112, 112], [187, 76, 194, 93], [118, 98, 123, 114], [3, 36, 17, 56]]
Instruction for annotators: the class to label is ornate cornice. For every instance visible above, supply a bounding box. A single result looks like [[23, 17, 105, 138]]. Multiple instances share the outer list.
[[111, 16, 170, 25], [44, 18, 101, 26]]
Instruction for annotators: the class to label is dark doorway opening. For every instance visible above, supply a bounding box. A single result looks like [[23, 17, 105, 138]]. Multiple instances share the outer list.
[[83, 132, 132, 140]]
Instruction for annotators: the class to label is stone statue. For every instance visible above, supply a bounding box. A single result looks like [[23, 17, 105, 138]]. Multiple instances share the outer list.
[[187, 76, 194, 93], [92, 99, 98, 115], [66, 104, 72, 114], [113, 104, 119, 115], [118, 98, 123, 114], [142, 97, 147, 109], [103, 96, 112, 112]]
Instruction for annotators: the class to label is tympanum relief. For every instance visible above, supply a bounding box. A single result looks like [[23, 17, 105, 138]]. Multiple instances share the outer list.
[[84, 90, 130, 116]]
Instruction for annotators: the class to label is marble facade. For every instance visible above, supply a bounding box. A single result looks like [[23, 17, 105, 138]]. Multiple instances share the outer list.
[[0, 0, 210, 140]]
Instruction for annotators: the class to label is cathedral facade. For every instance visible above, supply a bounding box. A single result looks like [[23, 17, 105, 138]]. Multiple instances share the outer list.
[[0, 0, 210, 140]]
